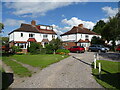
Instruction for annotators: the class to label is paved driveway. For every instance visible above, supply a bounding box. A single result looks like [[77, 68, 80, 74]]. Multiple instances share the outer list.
[[11, 52, 102, 88]]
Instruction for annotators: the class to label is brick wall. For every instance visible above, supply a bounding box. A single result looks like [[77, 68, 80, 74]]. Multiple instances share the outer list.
[[62, 42, 77, 49]]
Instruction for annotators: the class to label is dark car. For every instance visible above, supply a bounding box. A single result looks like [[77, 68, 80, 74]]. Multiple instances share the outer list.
[[88, 44, 109, 53], [116, 46, 120, 52], [68, 46, 85, 53]]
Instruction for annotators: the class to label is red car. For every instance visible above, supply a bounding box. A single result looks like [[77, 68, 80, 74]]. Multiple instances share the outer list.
[[116, 46, 120, 52], [68, 46, 85, 53]]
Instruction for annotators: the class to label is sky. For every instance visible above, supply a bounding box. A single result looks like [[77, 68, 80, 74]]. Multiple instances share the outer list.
[[1, 0, 119, 37]]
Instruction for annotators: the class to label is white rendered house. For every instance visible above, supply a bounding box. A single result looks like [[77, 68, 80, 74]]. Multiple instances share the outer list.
[[60, 24, 101, 50], [8, 20, 57, 53]]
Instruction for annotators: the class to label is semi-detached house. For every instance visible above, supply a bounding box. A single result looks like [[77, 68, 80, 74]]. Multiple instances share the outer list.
[[8, 20, 57, 53], [60, 24, 101, 50]]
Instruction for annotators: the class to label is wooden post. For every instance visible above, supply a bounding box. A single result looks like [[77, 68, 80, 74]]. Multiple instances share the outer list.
[[99, 62, 101, 78], [94, 58, 96, 69], [97, 53, 99, 60]]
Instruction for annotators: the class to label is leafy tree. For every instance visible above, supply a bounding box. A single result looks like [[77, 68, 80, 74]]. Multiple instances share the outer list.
[[28, 42, 42, 54], [101, 15, 120, 50], [0, 23, 4, 33], [45, 38, 62, 54], [91, 36, 105, 45], [92, 20, 106, 34], [2, 37, 9, 46]]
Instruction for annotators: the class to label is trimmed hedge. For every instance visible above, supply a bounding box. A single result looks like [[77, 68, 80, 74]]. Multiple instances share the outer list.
[[56, 49, 70, 55]]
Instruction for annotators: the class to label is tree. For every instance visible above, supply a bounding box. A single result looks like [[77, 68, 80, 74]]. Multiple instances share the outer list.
[[0, 23, 4, 33], [101, 16, 120, 50], [28, 42, 42, 54], [45, 38, 62, 54], [92, 20, 106, 35], [2, 37, 9, 46], [91, 36, 105, 45]]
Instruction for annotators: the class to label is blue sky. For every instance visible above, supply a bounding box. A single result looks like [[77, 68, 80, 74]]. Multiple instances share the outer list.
[[1, 1, 119, 36]]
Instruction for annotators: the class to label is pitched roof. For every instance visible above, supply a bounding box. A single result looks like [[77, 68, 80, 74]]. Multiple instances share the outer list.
[[27, 38, 36, 42], [60, 26, 99, 36], [8, 23, 57, 35], [78, 39, 90, 43], [41, 39, 49, 42]]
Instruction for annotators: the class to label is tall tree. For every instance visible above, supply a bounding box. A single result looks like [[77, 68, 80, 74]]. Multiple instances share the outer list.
[[2, 37, 9, 46], [92, 20, 106, 34], [102, 16, 120, 50], [0, 23, 4, 33]]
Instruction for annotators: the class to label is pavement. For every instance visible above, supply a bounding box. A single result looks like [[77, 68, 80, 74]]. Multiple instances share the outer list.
[[10, 52, 103, 88]]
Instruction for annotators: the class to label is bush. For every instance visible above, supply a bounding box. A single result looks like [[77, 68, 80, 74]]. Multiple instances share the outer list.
[[28, 42, 42, 54], [11, 46, 22, 53], [56, 49, 70, 55]]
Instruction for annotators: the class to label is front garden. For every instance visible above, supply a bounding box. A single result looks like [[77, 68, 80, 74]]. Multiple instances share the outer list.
[[92, 60, 120, 89], [2, 54, 69, 77]]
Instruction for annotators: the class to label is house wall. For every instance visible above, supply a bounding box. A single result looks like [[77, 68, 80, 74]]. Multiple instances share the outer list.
[[61, 33, 100, 42], [9, 32, 57, 42]]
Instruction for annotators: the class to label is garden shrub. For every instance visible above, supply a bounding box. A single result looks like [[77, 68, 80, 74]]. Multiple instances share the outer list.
[[11, 46, 22, 54], [56, 49, 70, 55], [28, 42, 42, 54]]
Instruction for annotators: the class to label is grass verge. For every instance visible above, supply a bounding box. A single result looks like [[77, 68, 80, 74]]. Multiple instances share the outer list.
[[12, 54, 69, 68], [2, 57, 32, 77], [92, 60, 120, 89]]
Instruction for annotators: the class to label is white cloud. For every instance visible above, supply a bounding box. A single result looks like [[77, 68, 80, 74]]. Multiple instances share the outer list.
[[101, 18, 109, 23], [52, 24, 63, 36], [4, 18, 27, 26], [61, 17, 95, 29], [102, 6, 118, 17], [4, 2, 73, 17]]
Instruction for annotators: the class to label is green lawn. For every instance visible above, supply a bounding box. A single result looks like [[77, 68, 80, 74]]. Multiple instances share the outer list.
[[92, 60, 120, 89], [11, 54, 68, 68], [2, 57, 32, 77], [2, 54, 69, 77]]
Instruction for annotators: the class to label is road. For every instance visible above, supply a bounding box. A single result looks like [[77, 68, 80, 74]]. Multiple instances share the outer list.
[[11, 52, 102, 88]]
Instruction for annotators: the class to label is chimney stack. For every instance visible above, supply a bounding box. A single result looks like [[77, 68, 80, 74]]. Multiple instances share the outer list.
[[78, 24, 83, 28], [31, 20, 36, 25]]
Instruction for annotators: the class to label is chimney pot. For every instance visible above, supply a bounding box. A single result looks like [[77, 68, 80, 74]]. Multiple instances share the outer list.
[[31, 20, 36, 25], [78, 24, 83, 27]]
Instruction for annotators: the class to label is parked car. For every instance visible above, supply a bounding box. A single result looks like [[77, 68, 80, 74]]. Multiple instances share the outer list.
[[88, 44, 109, 53], [116, 46, 120, 52], [68, 46, 85, 53]]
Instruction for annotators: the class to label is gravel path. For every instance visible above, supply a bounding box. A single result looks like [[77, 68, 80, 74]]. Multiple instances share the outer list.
[[11, 52, 102, 88]]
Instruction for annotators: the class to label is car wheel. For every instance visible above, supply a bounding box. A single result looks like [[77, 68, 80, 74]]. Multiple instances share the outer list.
[[105, 50, 107, 53], [76, 51, 79, 53]]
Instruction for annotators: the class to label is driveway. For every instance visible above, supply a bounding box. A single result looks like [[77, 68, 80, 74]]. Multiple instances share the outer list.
[[11, 52, 102, 88], [99, 52, 120, 62]]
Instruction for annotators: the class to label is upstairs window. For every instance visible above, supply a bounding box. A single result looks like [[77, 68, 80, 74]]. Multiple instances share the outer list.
[[85, 35, 89, 39], [21, 33, 23, 37], [52, 35, 55, 39], [29, 34, 35, 38], [43, 34, 48, 39]]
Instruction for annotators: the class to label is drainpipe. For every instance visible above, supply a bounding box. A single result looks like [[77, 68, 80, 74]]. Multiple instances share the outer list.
[[76, 28, 78, 46]]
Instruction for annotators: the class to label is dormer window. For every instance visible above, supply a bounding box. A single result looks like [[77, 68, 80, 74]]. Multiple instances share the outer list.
[[21, 33, 23, 37]]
